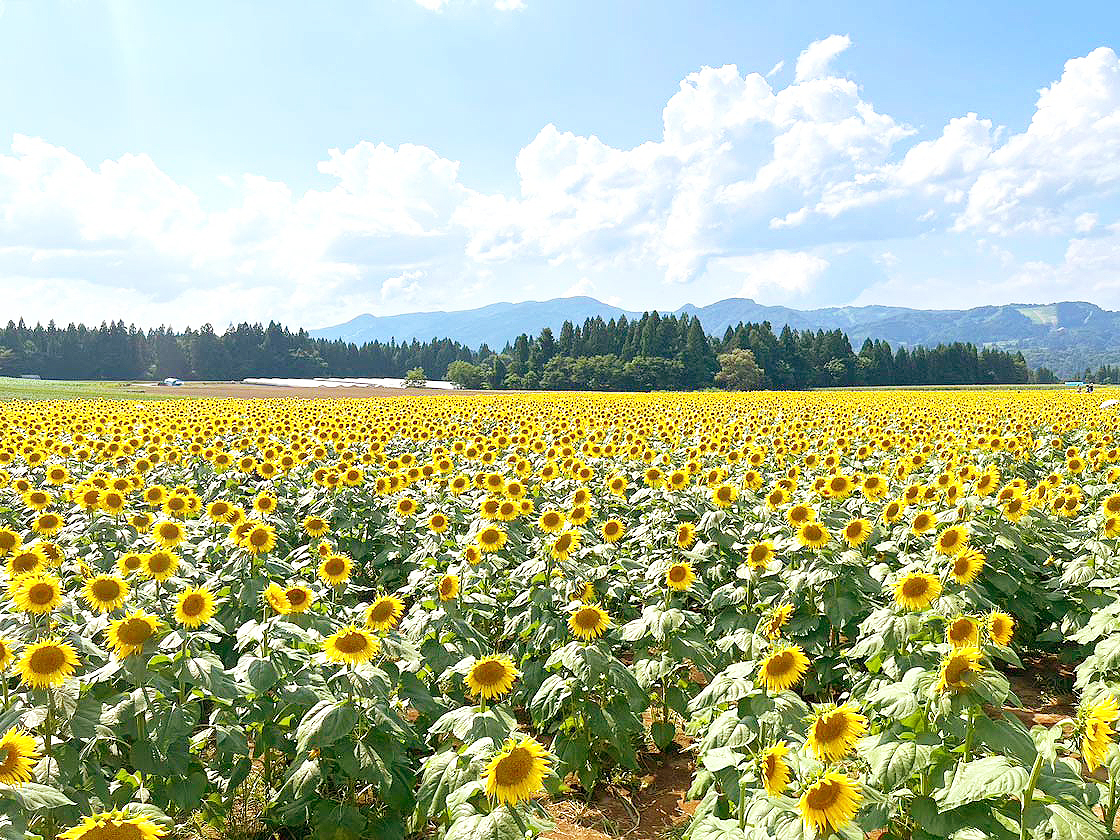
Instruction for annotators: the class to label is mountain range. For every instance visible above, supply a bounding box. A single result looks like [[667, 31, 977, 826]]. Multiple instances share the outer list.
[[311, 297, 1120, 374]]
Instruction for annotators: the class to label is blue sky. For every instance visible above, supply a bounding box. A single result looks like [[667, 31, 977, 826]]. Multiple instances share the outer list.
[[0, 0, 1118, 328]]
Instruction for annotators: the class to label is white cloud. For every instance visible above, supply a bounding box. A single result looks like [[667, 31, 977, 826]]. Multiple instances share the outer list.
[[794, 34, 852, 83], [413, 0, 525, 10], [4, 37, 1120, 330], [766, 60, 784, 79]]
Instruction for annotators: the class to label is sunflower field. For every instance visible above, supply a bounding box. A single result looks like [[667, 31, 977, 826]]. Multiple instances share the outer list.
[[1, 390, 1120, 840]]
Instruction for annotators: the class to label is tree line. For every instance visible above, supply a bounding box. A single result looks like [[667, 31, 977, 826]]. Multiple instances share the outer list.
[[0, 313, 1035, 390]]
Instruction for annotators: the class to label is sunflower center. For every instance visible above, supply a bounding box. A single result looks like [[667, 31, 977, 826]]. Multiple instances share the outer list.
[[439, 579, 455, 596], [181, 594, 206, 616], [949, 620, 973, 642], [941, 531, 960, 548], [573, 608, 601, 629], [944, 656, 972, 684], [555, 535, 572, 552], [472, 660, 509, 687], [249, 529, 270, 547], [286, 589, 308, 608], [901, 577, 929, 598], [813, 712, 848, 744], [118, 618, 154, 645], [324, 558, 345, 576], [148, 554, 171, 574], [765, 651, 795, 677], [493, 747, 534, 786], [805, 778, 841, 810], [604, 522, 619, 535], [668, 565, 688, 583], [12, 555, 39, 574], [159, 525, 179, 539], [953, 557, 971, 576], [28, 646, 65, 675], [805, 525, 822, 541], [369, 600, 394, 622], [91, 579, 122, 602], [27, 583, 55, 605], [334, 632, 370, 654]]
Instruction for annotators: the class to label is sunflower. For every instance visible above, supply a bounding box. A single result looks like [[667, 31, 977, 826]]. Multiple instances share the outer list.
[[1081, 693, 1119, 772], [934, 525, 968, 556], [243, 522, 277, 555], [466, 655, 519, 700], [151, 520, 186, 549], [0, 638, 15, 671], [538, 509, 565, 534], [988, 611, 1015, 646], [761, 742, 791, 795], [17, 639, 79, 688], [8, 547, 45, 577], [765, 604, 793, 638], [395, 496, 418, 517], [32, 512, 64, 537], [437, 574, 459, 601], [549, 530, 581, 560], [143, 550, 179, 582], [175, 588, 216, 628], [797, 521, 830, 549], [365, 595, 405, 632], [484, 737, 551, 805], [263, 583, 291, 615], [675, 523, 696, 549], [936, 646, 982, 693], [806, 704, 867, 762], [0, 529, 20, 556], [323, 625, 380, 665], [118, 552, 145, 576], [318, 554, 352, 586], [712, 483, 738, 508], [841, 518, 871, 547], [946, 616, 979, 648], [665, 561, 695, 591], [881, 499, 904, 523], [601, 519, 625, 543], [893, 572, 941, 611], [12, 573, 62, 615], [747, 540, 774, 571], [910, 510, 936, 534], [478, 525, 507, 553], [758, 645, 810, 693], [82, 575, 129, 613], [427, 512, 449, 533], [284, 585, 314, 613], [799, 771, 862, 835], [949, 548, 985, 584], [463, 544, 483, 565], [301, 515, 329, 537], [107, 610, 160, 658], [59, 810, 165, 840], [569, 604, 610, 640], [0, 727, 40, 785]]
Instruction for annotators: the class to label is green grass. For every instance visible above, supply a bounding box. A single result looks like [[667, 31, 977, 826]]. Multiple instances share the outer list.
[[0, 377, 181, 401]]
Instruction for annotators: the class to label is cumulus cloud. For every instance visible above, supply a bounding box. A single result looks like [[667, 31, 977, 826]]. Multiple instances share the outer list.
[[3, 37, 1120, 329], [794, 34, 852, 82]]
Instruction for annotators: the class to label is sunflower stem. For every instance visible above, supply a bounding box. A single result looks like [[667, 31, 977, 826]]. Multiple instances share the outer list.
[[1106, 763, 1119, 829], [963, 705, 976, 763], [1019, 751, 1045, 840]]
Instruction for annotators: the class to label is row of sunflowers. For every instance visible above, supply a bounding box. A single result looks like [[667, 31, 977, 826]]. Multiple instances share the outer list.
[[0, 390, 1117, 840]]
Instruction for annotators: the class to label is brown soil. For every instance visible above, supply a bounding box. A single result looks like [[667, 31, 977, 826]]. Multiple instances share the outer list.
[[133, 382, 493, 399]]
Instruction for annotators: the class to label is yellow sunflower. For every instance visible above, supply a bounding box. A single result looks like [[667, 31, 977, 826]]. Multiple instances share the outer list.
[[0, 727, 40, 785], [988, 611, 1015, 646], [0, 638, 15, 671], [302, 515, 330, 537], [765, 604, 793, 638], [477, 525, 507, 553], [932, 642, 983, 692], [747, 541, 774, 571], [82, 575, 129, 613], [17, 639, 79, 688], [365, 595, 405, 632], [761, 742, 791, 796], [600, 519, 625, 543], [323, 625, 380, 665], [934, 525, 968, 556], [284, 585, 314, 614], [175, 588, 216, 628], [437, 574, 459, 601], [263, 583, 291, 615], [806, 704, 867, 762], [549, 530, 581, 560], [107, 610, 160, 658], [466, 655, 519, 700], [799, 771, 862, 835], [797, 521, 830, 549], [893, 572, 941, 611], [1081, 693, 1119, 772], [758, 645, 810, 693], [59, 811, 165, 840], [143, 550, 179, 582], [949, 548, 985, 584], [568, 604, 610, 640], [946, 616, 979, 648], [841, 518, 871, 547], [318, 554, 352, 586], [538, 510, 565, 534], [665, 561, 695, 591], [676, 523, 697, 549], [242, 522, 277, 555], [12, 573, 62, 615], [484, 737, 551, 805], [151, 520, 186, 549]]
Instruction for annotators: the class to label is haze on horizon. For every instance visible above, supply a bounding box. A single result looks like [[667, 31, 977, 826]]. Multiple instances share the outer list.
[[0, 0, 1118, 330]]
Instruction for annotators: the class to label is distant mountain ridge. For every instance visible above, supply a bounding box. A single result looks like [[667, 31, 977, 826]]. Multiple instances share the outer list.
[[310, 297, 1120, 373]]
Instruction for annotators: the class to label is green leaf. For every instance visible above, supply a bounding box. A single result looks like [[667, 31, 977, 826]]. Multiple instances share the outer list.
[[0, 783, 74, 809], [651, 721, 676, 752], [690, 817, 750, 840], [296, 700, 359, 752], [185, 655, 239, 700], [935, 756, 1029, 812], [867, 738, 934, 790]]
